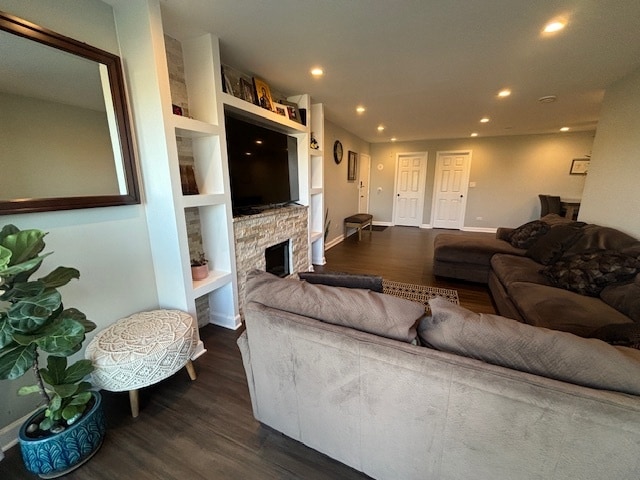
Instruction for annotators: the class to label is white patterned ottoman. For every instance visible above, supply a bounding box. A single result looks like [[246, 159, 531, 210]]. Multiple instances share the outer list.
[[85, 310, 198, 417]]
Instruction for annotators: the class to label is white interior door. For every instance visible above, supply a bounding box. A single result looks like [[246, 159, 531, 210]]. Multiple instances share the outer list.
[[432, 151, 472, 229], [358, 153, 371, 213], [393, 152, 427, 227]]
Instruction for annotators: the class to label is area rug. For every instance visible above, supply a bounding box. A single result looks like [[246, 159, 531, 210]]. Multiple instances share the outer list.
[[382, 279, 459, 313]]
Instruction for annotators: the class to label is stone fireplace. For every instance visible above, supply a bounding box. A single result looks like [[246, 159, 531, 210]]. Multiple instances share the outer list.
[[233, 205, 310, 316]]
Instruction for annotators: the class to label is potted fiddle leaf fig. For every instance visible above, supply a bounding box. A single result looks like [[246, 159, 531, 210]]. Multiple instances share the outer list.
[[0, 224, 105, 478]]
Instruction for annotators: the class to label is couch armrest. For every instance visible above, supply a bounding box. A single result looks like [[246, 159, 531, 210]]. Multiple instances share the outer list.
[[496, 227, 514, 241]]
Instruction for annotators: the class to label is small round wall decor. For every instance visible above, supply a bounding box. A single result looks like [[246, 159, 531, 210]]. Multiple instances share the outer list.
[[333, 140, 343, 164]]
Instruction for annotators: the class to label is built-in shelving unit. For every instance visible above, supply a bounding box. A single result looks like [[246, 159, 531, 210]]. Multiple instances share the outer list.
[[111, 0, 325, 336]]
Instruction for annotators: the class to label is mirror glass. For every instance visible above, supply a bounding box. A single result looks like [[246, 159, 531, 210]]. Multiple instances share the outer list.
[[0, 12, 140, 214]]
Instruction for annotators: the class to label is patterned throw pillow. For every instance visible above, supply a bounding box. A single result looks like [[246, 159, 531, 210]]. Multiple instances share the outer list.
[[543, 250, 640, 296], [507, 220, 551, 249]]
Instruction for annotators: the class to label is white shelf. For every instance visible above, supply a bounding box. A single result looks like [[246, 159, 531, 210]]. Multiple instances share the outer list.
[[222, 92, 308, 133], [310, 148, 323, 156], [310, 188, 323, 195], [191, 270, 233, 297], [173, 115, 220, 137], [181, 193, 226, 208]]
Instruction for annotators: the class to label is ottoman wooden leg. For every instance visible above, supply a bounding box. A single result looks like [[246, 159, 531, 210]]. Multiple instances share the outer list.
[[129, 389, 140, 418], [185, 360, 197, 381]]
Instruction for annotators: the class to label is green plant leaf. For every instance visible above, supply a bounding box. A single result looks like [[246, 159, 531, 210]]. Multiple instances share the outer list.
[[51, 383, 78, 399], [17, 385, 42, 396], [0, 343, 36, 380], [49, 393, 62, 411], [35, 318, 85, 354], [42, 355, 67, 385], [62, 404, 83, 421], [38, 267, 79, 289], [0, 229, 46, 266], [39, 416, 53, 431], [0, 315, 15, 349], [63, 359, 94, 384], [7, 288, 62, 333], [0, 281, 45, 302], [0, 255, 46, 279], [0, 245, 10, 270], [59, 308, 95, 333], [0, 225, 19, 243]]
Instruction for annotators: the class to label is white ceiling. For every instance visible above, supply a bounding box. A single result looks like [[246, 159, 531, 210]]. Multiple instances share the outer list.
[[160, 0, 640, 143]]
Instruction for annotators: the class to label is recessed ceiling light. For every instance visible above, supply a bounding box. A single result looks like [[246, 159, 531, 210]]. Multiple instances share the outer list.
[[538, 95, 557, 103], [543, 20, 566, 34], [390, 137, 397, 142], [255, 140, 263, 144], [560, 127, 570, 132], [497, 89, 511, 98], [470, 132, 478, 137], [377, 125, 385, 132], [480, 117, 490, 123], [310, 67, 324, 77], [356, 106, 366, 114]]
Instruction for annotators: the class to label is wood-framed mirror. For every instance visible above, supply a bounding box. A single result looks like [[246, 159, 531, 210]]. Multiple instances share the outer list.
[[0, 11, 140, 214]]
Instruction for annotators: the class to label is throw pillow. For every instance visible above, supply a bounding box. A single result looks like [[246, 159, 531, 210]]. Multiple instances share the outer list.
[[246, 270, 425, 343], [418, 297, 640, 395], [589, 322, 640, 349], [507, 220, 550, 249], [298, 271, 384, 292], [599, 273, 640, 322], [542, 250, 640, 296], [526, 224, 584, 265]]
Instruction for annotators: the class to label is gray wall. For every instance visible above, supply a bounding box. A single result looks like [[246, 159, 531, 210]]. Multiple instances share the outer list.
[[0, 0, 158, 444], [323, 120, 370, 245], [369, 132, 594, 229], [580, 65, 640, 238]]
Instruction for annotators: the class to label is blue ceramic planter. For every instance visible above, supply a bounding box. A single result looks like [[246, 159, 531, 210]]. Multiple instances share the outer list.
[[19, 391, 106, 478]]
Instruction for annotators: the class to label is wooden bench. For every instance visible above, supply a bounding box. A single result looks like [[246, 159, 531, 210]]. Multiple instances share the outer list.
[[344, 214, 373, 240]]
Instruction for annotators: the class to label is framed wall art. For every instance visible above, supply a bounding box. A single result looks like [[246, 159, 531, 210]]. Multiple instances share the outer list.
[[348, 151, 358, 181], [570, 158, 590, 175]]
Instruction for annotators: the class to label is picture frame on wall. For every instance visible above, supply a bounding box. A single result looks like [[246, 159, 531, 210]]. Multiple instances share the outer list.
[[570, 158, 590, 175], [348, 151, 358, 181], [253, 77, 274, 111]]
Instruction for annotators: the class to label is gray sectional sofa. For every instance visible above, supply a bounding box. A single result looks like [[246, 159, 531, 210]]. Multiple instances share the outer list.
[[238, 271, 640, 480], [434, 214, 640, 339]]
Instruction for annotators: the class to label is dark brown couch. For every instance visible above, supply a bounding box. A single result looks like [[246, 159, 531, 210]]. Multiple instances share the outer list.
[[434, 215, 640, 338]]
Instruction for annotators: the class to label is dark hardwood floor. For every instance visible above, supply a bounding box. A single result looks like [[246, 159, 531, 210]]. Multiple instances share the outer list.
[[1, 227, 494, 479]]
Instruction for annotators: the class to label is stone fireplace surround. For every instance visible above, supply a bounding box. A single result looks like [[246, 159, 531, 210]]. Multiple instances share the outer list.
[[233, 205, 310, 317]]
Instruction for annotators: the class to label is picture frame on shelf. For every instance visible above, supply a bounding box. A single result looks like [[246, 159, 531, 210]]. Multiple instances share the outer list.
[[240, 78, 257, 105], [221, 65, 236, 96], [180, 164, 199, 195], [348, 151, 358, 181], [570, 158, 590, 175], [253, 77, 274, 111], [281, 100, 301, 123], [172, 104, 183, 116], [273, 102, 288, 117]]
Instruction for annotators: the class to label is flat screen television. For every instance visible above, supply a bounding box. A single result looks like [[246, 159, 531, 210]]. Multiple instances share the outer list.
[[225, 114, 299, 216]]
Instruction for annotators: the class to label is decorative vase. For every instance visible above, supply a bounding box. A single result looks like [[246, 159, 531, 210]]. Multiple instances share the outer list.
[[191, 264, 209, 281], [18, 391, 106, 479]]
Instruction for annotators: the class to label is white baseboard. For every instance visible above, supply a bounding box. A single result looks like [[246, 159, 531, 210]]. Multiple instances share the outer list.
[[372, 221, 393, 227], [420, 223, 433, 229], [210, 313, 242, 330], [324, 235, 344, 250], [1, 411, 32, 454]]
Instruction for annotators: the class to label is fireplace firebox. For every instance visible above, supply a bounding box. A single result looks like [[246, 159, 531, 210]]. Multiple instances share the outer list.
[[265, 240, 291, 278]]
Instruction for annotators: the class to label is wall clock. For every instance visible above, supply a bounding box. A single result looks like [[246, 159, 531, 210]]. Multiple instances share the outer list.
[[333, 140, 343, 164]]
